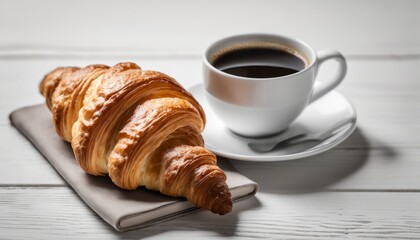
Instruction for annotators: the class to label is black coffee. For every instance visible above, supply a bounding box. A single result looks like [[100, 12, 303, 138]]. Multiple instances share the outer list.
[[212, 46, 306, 78]]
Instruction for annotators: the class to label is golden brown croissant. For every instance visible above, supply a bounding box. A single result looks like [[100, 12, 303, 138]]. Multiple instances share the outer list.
[[39, 62, 232, 215]]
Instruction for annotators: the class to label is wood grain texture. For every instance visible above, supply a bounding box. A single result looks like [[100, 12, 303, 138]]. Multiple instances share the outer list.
[[0, 0, 419, 56], [1, 188, 420, 239], [1, 0, 419, 238]]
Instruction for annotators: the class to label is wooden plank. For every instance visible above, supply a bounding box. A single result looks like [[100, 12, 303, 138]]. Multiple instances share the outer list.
[[0, 125, 64, 185], [1, 188, 419, 239], [0, 0, 419, 56]]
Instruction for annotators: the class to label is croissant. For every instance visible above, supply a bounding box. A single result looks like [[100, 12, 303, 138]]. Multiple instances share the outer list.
[[39, 62, 232, 215]]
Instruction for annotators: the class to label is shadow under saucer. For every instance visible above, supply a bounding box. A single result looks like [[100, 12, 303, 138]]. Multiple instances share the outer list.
[[229, 128, 372, 194]]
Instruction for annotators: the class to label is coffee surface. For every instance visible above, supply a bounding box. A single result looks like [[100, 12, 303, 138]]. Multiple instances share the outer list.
[[213, 47, 306, 78]]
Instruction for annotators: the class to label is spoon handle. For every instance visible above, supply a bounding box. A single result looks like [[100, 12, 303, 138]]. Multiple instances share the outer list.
[[248, 117, 356, 153]]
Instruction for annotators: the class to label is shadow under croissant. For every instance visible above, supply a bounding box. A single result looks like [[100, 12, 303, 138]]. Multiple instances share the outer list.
[[108, 197, 261, 238], [228, 127, 394, 194]]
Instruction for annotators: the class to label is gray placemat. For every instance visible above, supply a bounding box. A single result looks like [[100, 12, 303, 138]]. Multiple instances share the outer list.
[[9, 104, 258, 232]]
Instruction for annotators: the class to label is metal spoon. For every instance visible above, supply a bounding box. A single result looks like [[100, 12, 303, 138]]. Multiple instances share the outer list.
[[248, 117, 356, 153]]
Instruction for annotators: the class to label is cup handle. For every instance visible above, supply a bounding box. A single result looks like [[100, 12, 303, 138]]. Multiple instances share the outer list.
[[309, 49, 347, 103]]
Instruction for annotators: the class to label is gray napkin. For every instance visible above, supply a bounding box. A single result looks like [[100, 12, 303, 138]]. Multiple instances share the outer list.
[[9, 104, 258, 232]]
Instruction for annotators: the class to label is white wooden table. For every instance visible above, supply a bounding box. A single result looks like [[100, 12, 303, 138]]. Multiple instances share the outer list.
[[1, 0, 420, 238]]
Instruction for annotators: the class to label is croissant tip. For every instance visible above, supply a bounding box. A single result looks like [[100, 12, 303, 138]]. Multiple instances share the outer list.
[[206, 181, 233, 215], [213, 200, 233, 215]]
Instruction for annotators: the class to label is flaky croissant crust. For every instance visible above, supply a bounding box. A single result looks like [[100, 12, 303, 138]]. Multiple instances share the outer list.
[[39, 62, 232, 215]]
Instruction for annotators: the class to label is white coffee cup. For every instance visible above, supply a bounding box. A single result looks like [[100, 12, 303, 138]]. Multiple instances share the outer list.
[[203, 33, 347, 137]]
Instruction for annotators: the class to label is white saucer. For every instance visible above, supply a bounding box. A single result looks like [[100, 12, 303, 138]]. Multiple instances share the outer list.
[[188, 84, 357, 162]]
